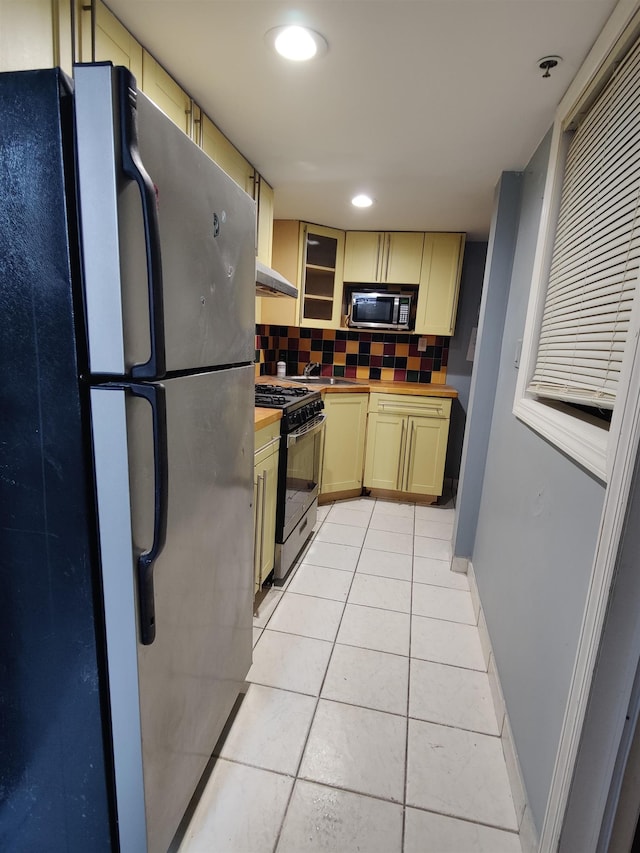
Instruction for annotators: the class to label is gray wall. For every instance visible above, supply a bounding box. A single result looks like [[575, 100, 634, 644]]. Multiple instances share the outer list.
[[458, 132, 607, 833], [453, 174, 522, 556], [444, 241, 487, 484]]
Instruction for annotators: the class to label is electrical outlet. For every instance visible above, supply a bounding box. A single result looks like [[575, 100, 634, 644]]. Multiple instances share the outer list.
[[417, 337, 427, 352]]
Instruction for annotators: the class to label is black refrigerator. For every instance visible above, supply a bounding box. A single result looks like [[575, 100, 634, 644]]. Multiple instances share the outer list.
[[0, 63, 255, 852]]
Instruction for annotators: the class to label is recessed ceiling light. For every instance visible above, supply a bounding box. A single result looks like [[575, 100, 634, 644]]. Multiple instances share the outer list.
[[352, 194, 373, 208], [266, 25, 328, 62]]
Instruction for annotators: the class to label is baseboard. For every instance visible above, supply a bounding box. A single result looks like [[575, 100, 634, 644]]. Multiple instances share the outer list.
[[366, 487, 438, 504], [467, 561, 540, 853], [318, 488, 363, 505], [452, 555, 469, 575]]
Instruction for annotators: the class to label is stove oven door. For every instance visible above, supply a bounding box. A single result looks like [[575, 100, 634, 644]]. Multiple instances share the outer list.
[[281, 413, 326, 542]]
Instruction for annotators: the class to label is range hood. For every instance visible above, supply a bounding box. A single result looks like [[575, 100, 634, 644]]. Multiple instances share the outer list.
[[256, 259, 298, 299]]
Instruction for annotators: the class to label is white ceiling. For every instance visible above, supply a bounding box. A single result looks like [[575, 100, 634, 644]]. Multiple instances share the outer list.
[[105, 0, 618, 239]]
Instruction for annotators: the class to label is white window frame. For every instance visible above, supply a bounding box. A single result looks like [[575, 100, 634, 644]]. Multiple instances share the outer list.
[[514, 0, 640, 484]]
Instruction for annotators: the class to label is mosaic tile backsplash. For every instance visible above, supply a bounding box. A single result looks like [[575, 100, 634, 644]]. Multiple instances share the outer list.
[[255, 325, 449, 384]]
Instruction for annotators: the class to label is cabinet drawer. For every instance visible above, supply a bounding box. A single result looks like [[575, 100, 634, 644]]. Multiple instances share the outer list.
[[369, 393, 451, 419], [255, 421, 280, 461]]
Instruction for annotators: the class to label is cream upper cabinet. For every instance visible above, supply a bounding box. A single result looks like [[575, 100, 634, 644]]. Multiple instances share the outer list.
[[415, 233, 465, 336], [261, 220, 301, 327], [300, 223, 345, 329], [254, 176, 274, 325], [141, 50, 191, 135], [255, 176, 274, 267], [0, 0, 82, 73], [363, 393, 451, 497], [344, 232, 424, 285], [200, 115, 253, 193], [88, 1, 143, 81], [262, 221, 345, 330], [343, 232, 381, 282], [321, 393, 368, 497]]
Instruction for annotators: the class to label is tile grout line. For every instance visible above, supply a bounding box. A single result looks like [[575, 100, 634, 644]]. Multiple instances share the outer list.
[[263, 598, 479, 630], [269, 498, 377, 853], [401, 502, 417, 852], [253, 498, 506, 852]]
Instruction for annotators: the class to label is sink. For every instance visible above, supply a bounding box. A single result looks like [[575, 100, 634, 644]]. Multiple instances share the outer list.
[[288, 376, 358, 387]]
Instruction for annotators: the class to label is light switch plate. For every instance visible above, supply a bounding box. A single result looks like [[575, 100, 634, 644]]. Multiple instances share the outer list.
[[515, 338, 523, 368]]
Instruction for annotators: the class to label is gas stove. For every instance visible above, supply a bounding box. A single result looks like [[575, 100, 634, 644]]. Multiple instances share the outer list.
[[255, 383, 323, 433], [255, 382, 326, 582]]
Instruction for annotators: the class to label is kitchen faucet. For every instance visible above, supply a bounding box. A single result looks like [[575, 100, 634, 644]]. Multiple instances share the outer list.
[[303, 361, 320, 378]]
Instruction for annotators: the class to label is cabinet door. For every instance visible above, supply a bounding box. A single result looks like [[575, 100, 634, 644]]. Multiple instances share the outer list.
[[321, 394, 368, 494], [0, 0, 56, 71], [200, 114, 253, 192], [257, 448, 278, 587], [343, 232, 382, 282], [55, 0, 73, 73], [384, 232, 424, 284], [404, 416, 449, 496], [300, 223, 345, 329], [142, 50, 191, 135], [254, 433, 279, 591], [253, 468, 261, 593], [261, 220, 302, 327], [363, 413, 406, 491], [256, 176, 274, 267], [415, 233, 465, 335], [92, 1, 143, 81], [344, 232, 424, 284]]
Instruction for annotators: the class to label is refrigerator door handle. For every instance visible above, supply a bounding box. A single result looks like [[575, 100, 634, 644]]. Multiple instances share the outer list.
[[129, 382, 168, 645], [118, 67, 166, 380]]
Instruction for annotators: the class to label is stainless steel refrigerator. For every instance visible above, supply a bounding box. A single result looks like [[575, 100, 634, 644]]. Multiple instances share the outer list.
[[0, 64, 255, 852]]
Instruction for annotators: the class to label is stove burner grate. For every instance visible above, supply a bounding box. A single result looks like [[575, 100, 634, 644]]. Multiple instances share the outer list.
[[255, 393, 288, 407]]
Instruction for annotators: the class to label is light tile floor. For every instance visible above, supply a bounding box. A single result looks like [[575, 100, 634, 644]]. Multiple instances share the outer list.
[[179, 498, 522, 853]]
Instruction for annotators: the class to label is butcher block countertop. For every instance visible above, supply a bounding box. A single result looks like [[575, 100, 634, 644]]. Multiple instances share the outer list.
[[256, 377, 458, 397], [327, 378, 457, 398], [254, 377, 457, 430], [254, 408, 282, 431]]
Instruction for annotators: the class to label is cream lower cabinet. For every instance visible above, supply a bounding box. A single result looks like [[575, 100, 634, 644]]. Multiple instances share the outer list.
[[320, 393, 368, 498], [254, 422, 280, 593], [363, 394, 451, 496]]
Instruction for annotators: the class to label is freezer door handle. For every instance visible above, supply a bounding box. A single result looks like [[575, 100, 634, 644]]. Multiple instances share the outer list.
[[118, 67, 166, 380], [130, 382, 168, 645]]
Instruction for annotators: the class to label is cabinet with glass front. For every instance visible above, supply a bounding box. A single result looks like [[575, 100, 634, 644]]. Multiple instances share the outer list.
[[300, 223, 345, 329]]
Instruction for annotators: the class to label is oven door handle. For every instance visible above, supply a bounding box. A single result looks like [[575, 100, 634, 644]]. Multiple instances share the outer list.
[[287, 413, 326, 447]]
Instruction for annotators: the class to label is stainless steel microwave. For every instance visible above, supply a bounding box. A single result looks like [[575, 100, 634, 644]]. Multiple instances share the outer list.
[[348, 291, 414, 331]]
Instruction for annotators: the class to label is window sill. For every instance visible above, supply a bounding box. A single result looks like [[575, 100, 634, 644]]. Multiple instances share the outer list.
[[513, 396, 608, 482]]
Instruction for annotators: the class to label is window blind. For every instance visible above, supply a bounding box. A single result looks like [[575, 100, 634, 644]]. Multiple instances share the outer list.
[[528, 35, 640, 410]]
